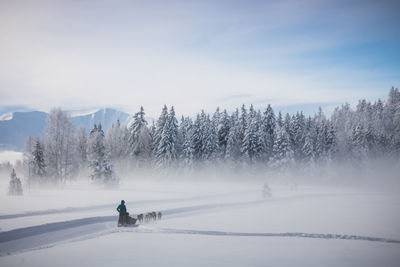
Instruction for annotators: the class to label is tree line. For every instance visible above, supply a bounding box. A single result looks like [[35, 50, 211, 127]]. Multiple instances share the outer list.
[[23, 87, 400, 185]]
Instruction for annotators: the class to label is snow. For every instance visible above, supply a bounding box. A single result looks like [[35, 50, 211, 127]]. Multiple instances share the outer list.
[[0, 180, 399, 266], [69, 109, 100, 118], [0, 151, 23, 164], [0, 112, 13, 121]]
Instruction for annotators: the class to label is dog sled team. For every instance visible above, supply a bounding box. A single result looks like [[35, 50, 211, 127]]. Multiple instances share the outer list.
[[117, 200, 162, 227], [137, 211, 162, 223]]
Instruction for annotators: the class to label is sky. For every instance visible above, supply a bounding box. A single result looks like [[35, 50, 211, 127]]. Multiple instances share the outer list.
[[0, 0, 399, 117]]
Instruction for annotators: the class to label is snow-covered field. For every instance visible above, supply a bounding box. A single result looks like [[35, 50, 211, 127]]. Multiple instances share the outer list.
[[0, 151, 23, 165], [0, 179, 399, 267]]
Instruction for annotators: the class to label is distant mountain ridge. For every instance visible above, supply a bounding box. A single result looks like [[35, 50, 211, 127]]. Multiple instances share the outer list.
[[0, 108, 131, 151]]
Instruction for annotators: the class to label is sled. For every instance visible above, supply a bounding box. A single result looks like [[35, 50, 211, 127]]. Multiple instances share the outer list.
[[118, 213, 137, 227]]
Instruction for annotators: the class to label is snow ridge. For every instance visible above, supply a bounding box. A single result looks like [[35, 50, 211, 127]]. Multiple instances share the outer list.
[[0, 112, 12, 121], [0, 216, 116, 243], [149, 228, 400, 244]]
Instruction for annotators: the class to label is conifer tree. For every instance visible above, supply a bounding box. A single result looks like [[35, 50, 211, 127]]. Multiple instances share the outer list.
[[129, 107, 151, 165], [217, 110, 231, 158], [8, 169, 23, 195], [261, 104, 276, 161], [238, 105, 248, 151], [242, 108, 263, 163], [351, 124, 367, 162], [88, 124, 118, 185], [292, 112, 306, 161], [192, 113, 204, 161], [155, 106, 179, 168], [271, 125, 294, 170], [180, 117, 194, 168], [153, 105, 168, 155], [203, 114, 219, 162], [302, 132, 315, 168], [32, 139, 46, 182], [225, 117, 241, 163]]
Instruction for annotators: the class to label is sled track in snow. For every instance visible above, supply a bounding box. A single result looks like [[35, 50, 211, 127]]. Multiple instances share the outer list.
[[137, 228, 400, 244], [0, 191, 356, 220], [0, 216, 116, 243], [0, 199, 263, 244], [1, 194, 399, 256], [0, 194, 230, 220]]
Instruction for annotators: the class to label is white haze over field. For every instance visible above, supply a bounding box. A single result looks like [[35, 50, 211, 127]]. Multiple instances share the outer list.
[[0, 0, 399, 266], [0, 151, 22, 165], [0, 173, 399, 267]]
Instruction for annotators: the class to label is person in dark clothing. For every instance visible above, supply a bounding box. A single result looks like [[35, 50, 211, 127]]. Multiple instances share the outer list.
[[117, 200, 137, 226], [117, 200, 127, 214], [117, 200, 127, 226]]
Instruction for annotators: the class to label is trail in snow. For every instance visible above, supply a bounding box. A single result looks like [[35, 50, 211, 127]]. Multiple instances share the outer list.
[[1, 192, 398, 256], [0, 199, 265, 244], [0, 196, 213, 220], [0, 216, 116, 243], [0, 191, 356, 220], [133, 227, 400, 244], [0, 199, 263, 255], [0, 190, 254, 220]]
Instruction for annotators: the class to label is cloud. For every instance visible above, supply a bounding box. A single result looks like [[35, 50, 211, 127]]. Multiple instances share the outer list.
[[0, 0, 398, 117]]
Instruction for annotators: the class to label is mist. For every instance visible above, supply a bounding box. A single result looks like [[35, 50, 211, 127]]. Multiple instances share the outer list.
[[1, 0, 400, 265]]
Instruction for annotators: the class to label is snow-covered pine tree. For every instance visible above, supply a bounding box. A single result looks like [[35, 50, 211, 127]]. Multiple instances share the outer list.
[[8, 169, 23, 195], [313, 116, 326, 162], [302, 132, 315, 169], [217, 109, 231, 158], [180, 117, 194, 169], [276, 111, 283, 128], [237, 104, 248, 153], [153, 105, 168, 156], [242, 107, 264, 163], [351, 124, 367, 163], [212, 107, 221, 130], [88, 124, 104, 180], [372, 99, 385, 133], [331, 102, 354, 161], [261, 104, 276, 161], [202, 114, 219, 163], [262, 182, 272, 198], [256, 111, 267, 160], [168, 106, 179, 158], [149, 120, 156, 153], [32, 139, 46, 183], [324, 121, 338, 163], [292, 112, 306, 162], [225, 115, 241, 164], [88, 124, 118, 185], [364, 123, 376, 158], [23, 136, 34, 185], [128, 107, 151, 166], [271, 125, 294, 171], [284, 113, 294, 149], [155, 106, 179, 168], [192, 113, 204, 161], [384, 87, 400, 156]]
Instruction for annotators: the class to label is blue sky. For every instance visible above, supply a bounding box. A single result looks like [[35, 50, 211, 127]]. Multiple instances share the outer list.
[[0, 0, 399, 117]]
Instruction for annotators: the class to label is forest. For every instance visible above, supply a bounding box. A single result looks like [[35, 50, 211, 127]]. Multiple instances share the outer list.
[[13, 87, 400, 186]]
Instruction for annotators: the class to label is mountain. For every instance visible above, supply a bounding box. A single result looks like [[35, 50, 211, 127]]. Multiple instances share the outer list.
[[0, 111, 47, 151], [71, 108, 131, 133], [0, 108, 131, 151]]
